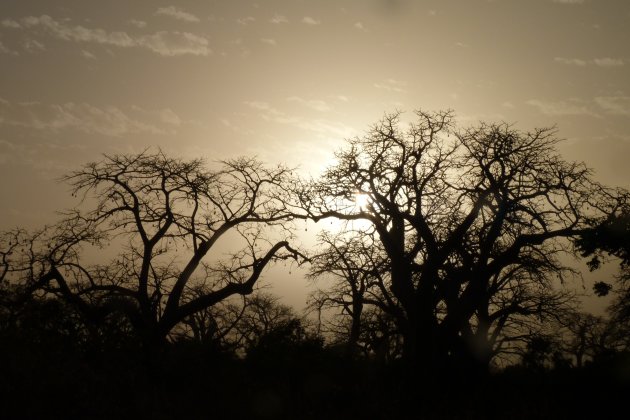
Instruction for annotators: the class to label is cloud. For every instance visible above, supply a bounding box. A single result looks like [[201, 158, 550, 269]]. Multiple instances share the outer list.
[[287, 97, 332, 112], [554, 56, 624, 67], [374, 78, 408, 93], [220, 118, 254, 136], [593, 57, 624, 67], [155, 6, 200, 23], [354, 22, 366, 31], [302, 17, 321, 25], [5, 15, 211, 56], [159, 108, 182, 125], [2, 19, 21, 28], [270, 14, 288, 24], [140, 31, 210, 56], [594, 96, 630, 116], [526, 99, 598, 117], [237, 16, 255, 25], [552, 0, 584, 4], [23, 39, 45, 53], [260, 38, 277, 46], [81, 50, 96, 59], [244, 101, 354, 138], [554, 57, 587, 66], [0, 100, 180, 136], [0, 40, 11, 54], [129, 19, 147, 28]]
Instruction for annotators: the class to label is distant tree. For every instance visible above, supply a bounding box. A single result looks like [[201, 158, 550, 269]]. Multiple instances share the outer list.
[[0, 151, 305, 351], [173, 291, 304, 357], [299, 110, 622, 373], [557, 311, 624, 368], [234, 292, 301, 354], [307, 229, 396, 356]]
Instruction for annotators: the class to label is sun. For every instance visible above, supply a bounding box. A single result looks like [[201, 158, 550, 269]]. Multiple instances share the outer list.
[[354, 193, 370, 210]]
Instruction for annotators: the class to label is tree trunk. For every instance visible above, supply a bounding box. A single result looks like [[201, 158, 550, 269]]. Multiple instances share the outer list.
[[348, 300, 363, 357]]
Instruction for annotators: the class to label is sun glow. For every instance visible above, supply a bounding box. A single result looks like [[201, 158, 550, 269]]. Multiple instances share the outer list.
[[354, 193, 369, 210]]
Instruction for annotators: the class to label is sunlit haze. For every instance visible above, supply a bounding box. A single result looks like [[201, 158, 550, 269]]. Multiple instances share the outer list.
[[1, 0, 629, 311]]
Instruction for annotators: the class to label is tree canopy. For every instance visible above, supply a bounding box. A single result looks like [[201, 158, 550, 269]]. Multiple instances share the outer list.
[[300, 110, 623, 372], [1, 151, 305, 348]]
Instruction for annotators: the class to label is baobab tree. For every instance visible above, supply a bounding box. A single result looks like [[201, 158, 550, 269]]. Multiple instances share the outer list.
[[1, 150, 305, 350], [299, 110, 623, 372]]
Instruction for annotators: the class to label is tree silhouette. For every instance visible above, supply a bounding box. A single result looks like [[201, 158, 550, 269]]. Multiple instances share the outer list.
[[299, 110, 623, 372], [577, 208, 630, 345], [307, 229, 394, 357], [1, 151, 305, 350]]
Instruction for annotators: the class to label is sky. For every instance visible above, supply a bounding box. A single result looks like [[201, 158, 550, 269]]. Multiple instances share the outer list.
[[1, 0, 629, 310]]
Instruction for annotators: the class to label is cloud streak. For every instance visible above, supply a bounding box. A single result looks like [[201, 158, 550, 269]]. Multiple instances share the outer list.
[[594, 96, 630, 116], [593, 57, 624, 67], [3, 15, 211, 56], [244, 101, 353, 138], [526, 99, 597, 117], [552, 0, 584, 4], [155, 6, 200, 23], [287, 97, 332, 112], [527, 95, 630, 117], [0, 100, 182, 137], [374, 79, 408, 93], [270, 14, 288, 24], [554, 56, 624, 67], [302, 17, 321, 25]]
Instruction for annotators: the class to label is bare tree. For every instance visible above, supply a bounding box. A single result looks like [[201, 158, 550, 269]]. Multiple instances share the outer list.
[[307, 228, 399, 356], [2, 151, 305, 350], [299, 110, 622, 372]]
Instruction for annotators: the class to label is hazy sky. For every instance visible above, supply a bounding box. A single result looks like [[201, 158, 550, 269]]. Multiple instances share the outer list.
[[1, 0, 629, 308]]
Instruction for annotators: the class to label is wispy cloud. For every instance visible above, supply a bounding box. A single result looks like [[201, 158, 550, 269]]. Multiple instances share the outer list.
[[0, 40, 12, 54], [287, 97, 332, 112], [374, 78, 408, 93], [593, 57, 624, 67], [3, 15, 211, 56], [526, 98, 598, 117], [554, 56, 624, 67], [354, 22, 366, 31], [302, 17, 321, 25], [220, 118, 254, 136], [128, 19, 147, 28], [554, 57, 587, 66], [81, 49, 96, 59], [155, 6, 200, 23], [23, 39, 45, 53], [260, 38, 277, 46], [0, 100, 182, 136], [529, 95, 630, 117], [594, 95, 630, 115], [552, 0, 584, 4], [2, 19, 21, 28], [237, 16, 256, 25], [270, 14, 288, 24], [244, 101, 354, 138]]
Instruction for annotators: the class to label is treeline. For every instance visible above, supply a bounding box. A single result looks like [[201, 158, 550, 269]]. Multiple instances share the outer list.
[[1, 110, 629, 418]]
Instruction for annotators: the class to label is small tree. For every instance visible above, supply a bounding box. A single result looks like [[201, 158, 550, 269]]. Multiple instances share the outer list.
[[307, 229, 394, 356], [1, 151, 305, 350]]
